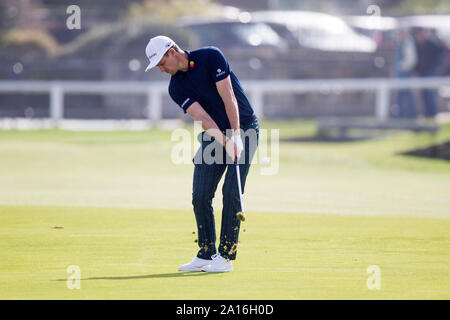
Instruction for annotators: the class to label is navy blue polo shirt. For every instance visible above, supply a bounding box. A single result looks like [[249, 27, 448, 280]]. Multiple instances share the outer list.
[[168, 46, 255, 132]]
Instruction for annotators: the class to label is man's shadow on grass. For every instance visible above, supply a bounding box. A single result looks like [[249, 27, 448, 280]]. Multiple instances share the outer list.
[[87, 272, 215, 280], [53, 272, 215, 282]]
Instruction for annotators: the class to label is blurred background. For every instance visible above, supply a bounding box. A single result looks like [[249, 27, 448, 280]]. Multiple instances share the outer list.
[[0, 0, 449, 133]]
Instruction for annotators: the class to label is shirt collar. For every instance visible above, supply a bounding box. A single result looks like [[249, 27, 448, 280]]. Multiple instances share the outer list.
[[175, 50, 193, 76]]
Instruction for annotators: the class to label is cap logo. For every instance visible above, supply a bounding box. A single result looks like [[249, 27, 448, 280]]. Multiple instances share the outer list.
[[149, 53, 157, 60]]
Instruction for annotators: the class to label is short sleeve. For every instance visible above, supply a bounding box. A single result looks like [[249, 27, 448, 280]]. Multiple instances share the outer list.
[[169, 82, 195, 113], [207, 47, 230, 82]]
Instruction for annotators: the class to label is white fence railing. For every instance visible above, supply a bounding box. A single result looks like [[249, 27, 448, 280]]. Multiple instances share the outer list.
[[0, 77, 449, 126]]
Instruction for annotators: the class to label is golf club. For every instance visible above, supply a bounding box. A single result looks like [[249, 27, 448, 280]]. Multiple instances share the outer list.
[[235, 160, 246, 222]]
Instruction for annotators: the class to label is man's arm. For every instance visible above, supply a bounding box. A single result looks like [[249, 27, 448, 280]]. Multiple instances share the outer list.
[[216, 75, 244, 160], [186, 102, 238, 160], [216, 75, 240, 136]]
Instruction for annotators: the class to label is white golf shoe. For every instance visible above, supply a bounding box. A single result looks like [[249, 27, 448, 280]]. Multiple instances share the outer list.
[[178, 256, 212, 272], [201, 254, 233, 273]]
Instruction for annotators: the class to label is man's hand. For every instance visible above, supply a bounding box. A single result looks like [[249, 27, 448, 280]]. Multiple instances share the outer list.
[[225, 135, 243, 162], [231, 135, 243, 159], [185, 102, 244, 162]]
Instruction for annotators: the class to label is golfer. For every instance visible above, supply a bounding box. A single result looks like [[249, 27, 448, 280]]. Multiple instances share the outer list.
[[145, 36, 259, 272]]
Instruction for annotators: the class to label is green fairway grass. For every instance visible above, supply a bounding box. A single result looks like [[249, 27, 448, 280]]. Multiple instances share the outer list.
[[0, 205, 448, 299], [0, 120, 449, 299], [1, 121, 449, 217]]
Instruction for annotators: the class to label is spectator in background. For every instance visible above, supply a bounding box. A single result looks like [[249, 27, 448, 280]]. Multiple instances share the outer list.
[[393, 29, 417, 118], [413, 28, 447, 119]]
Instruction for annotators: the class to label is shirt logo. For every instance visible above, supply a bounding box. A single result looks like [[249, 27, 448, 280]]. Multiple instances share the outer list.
[[189, 61, 195, 68], [216, 68, 225, 77]]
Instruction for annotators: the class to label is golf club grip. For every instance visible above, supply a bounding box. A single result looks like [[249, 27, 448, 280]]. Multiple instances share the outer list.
[[236, 163, 245, 213]]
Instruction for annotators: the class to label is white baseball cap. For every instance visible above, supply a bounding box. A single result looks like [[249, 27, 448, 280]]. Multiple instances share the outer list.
[[145, 36, 175, 72]]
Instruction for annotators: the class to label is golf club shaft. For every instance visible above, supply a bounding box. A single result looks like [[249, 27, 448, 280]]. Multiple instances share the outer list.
[[236, 163, 245, 214]]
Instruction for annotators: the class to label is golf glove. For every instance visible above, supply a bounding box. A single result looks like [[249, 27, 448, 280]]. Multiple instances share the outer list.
[[230, 135, 244, 159]]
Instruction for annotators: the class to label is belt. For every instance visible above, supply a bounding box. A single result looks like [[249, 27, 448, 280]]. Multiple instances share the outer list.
[[220, 115, 258, 135]]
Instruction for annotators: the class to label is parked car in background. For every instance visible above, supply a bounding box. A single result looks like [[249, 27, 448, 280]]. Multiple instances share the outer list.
[[249, 10, 377, 53], [344, 15, 399, 50], [176, 12, 387, 81], [177, 18, 290, 58]]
